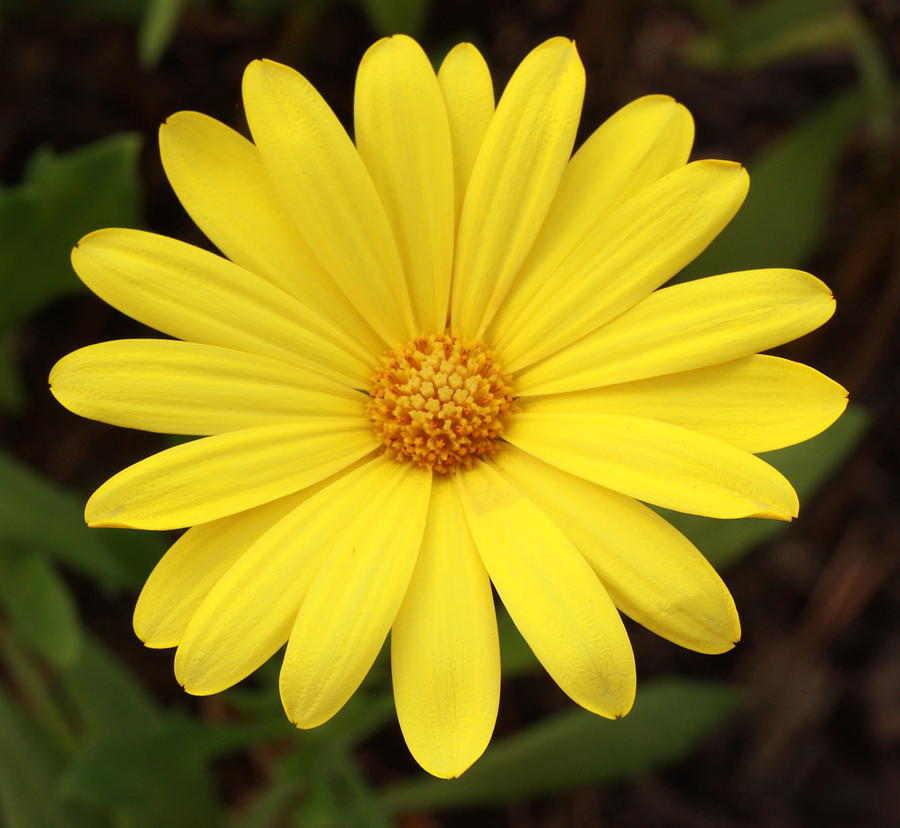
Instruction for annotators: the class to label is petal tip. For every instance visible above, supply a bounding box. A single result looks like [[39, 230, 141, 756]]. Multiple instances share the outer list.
[[181, 680, 216, 697], [286, 713, 324, 731], [242, 56, 287, 87], [757, 502, 798, 523], [696, 157, 746, 175], [421, 762, 472, 781], [86, 518, 131, 529], [408, 742, 486, 780], [708, 634, 741, 654], [599, 676, 637, 721], [177, 667, 223, 697], [533, 36, 581, 62], [388, 32, 419, 46], [158, 110, 197, 135], [71, 227, 109, 259], [642, 92, 677, 105], [85, 496, 138, 530], [359, 35, 393, 63], [613, 693, 636, 720], [440, 42, 489, 77], [133, 628, 176, 651], [447, 41, 478, 56]]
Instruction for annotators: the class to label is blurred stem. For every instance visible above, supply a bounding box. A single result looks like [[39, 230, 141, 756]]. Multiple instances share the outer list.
[[845, 10, 897, 155], [0, 626, 78, 754], [331, 750, 392, 828], [682, 0, 736, 28], [197, 719, 296, 758]]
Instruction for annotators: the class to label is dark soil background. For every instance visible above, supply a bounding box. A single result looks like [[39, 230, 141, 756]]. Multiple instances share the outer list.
[[2, 0, 899, 826]]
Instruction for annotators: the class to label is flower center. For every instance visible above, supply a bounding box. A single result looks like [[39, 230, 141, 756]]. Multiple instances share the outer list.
[[367, 334, 514, 474]]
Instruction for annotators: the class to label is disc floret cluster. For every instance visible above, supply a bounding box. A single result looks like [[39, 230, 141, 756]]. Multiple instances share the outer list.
[[368, 334, 514, 473]]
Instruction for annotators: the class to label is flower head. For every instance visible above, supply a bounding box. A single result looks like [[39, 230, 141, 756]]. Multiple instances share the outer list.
[[50, 36, 846, 778]]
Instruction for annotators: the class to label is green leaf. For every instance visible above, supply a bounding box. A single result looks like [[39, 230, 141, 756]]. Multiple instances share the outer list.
[[0, 685, 74, 828], [680, 0, 736, 28], [58, 636, 223, 827], [230, 745, 324, 828], [139, 0, 186, 67], [60, 636, 162, 735], [844, 13, 898, 150], [0, 449, 161, 591], [0, 134, 142, 335], [681, 0, 850, 70], [60, 719, 221, 827], [335, 764, 393, 828], [230, 778, 300, 828], [232, 737, 392, 828], [661, 405, 868, 569], [312, 759, 392, 828], [381, 677, 741, 811], [0, 552, 83, 667], [680, 0, 895, 152], [678, 90, 863, 282], [358, 0, 429, 37], [498, 606, 538, 677]]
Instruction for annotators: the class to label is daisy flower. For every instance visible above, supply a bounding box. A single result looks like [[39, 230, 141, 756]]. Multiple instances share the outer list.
[[50, 36, 846, 778]]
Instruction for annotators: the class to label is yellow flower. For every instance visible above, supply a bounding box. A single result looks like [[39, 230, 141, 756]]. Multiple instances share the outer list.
[[50, 36, 846, 778]]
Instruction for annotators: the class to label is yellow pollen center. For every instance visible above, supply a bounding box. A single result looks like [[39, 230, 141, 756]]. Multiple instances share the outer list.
[[367, 335, 514, 474]]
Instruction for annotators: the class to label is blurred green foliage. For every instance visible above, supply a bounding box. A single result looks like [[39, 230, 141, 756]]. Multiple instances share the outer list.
[[663, 405, 868, 570], [0, 0, 891, 824], [381, 678, 742, 811], [227, 0, 428, 37], [44, 0, 429, 67], [678, 90, 863, 281], [0, 552, 82, 667], [0, 631, 226, 827], [0, 449, 163, 591], [0, 135, 142, 407], [681, 0, 896, 148], [356, 0, 428, 37], [139, 0, 187, 66]]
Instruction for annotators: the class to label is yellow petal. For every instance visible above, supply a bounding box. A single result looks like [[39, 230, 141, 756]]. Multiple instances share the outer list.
[[516, 268, 836, 396], [522, 355, 848, 454], [159, 111, 382, 359], [489, 95, 693, 350], [456, 461, 635, 719], [504, 412, 799, 520], [134, 491, 312, 648], [174, 458, 387, 694], [497, 160, 749, 372], [391, 475, 500, 779], [50, 339, 364, 435], [355, 35, 454, 333], [85, 418, 378, 530], [437, 43, 495, 218], [450, 38, 584, 340], [493, 446, 740, 654], [242, 59, 416, 344], [280, 463, 432, 728], [72, 229, 373, 387]]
